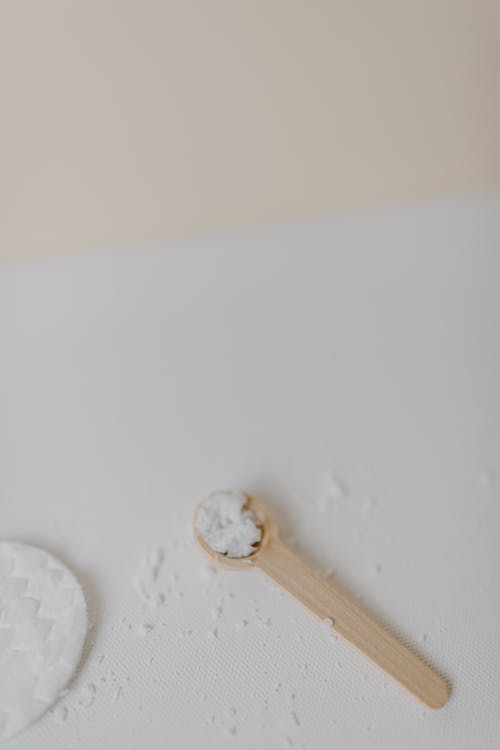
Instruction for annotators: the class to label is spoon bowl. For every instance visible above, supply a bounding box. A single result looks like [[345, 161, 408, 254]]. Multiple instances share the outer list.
[[193, 493, 277, 570]]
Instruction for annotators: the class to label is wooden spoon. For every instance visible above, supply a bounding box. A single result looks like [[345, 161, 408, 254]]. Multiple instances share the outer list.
[[194, 493, 450, 709]]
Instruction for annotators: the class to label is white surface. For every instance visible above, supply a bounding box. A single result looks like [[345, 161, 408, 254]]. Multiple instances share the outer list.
[[0, 543, 87, 741], [1, 194, 499, 749]]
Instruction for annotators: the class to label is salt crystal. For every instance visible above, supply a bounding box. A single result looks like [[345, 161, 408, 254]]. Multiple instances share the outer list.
[[79, 682, 96, 707], [317, 471, 348, 512], [136, 622, 155, 636], [132, 547, 166, 606], [53, 705, 67, 724], [195, 490, 262, 558]]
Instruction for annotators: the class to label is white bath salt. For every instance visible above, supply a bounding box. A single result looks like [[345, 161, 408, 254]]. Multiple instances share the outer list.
[[155, 591, 167, 606], [317, 471, 348, 512], [79, 682, 96, 707], [196, 490, 262, 558], [255, 614, 272, 629], [136, 622, 155, 636], [200, 564, 218, 580], [211, 601, 224, 620], [322, 617, 334, 629], [133, 546, 166, 606], [53, 705, 68, 725], [148, 547, 164, 578]]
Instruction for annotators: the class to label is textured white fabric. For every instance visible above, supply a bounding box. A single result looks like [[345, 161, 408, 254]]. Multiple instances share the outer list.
[[1, 195, 499, 749], [0, 543, 87, 741]]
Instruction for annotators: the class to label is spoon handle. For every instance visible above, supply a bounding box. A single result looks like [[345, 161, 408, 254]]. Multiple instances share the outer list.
[[254, 539, 449, 709]]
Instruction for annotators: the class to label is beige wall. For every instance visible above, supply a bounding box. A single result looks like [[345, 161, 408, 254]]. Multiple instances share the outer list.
[[2, 1, 500, 263]]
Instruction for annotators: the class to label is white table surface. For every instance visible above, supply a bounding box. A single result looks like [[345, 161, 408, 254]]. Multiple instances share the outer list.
[[1, 194, 499, 749]]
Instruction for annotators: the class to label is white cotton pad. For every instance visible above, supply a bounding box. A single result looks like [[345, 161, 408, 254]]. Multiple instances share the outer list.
[[195, 489, 262, 558], [0, 542, 87, 741]]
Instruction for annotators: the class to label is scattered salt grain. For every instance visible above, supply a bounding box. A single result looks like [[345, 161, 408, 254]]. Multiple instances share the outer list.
[[201, 564, 218, 580], [133, 546, 166, 606], [256, 614, 272, 628], [317, 471, 348, 512], [136, 622, 155, 636], [152, 592, 166, 607], [79, 683, 96, 707], [53, 705, 67, 724], [211, 602, 224, 620]]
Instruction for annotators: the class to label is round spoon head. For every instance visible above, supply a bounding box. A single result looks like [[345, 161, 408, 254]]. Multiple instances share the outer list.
[[193, 492, 276, 570]]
